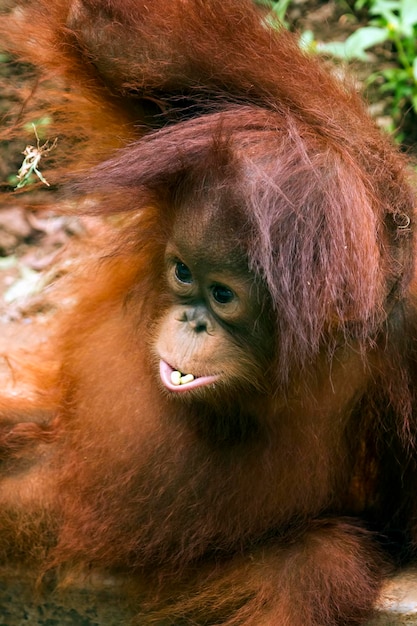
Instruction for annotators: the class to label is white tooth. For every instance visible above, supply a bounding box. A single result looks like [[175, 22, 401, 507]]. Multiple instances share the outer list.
[[170, 370, 182, 385], [180, 374, 194, 385]]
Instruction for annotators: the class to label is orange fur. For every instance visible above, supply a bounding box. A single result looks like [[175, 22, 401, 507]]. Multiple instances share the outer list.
[[1, 1, 417, 624]]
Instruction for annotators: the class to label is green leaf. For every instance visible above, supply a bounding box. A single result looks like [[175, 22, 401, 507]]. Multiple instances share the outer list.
[[270, 0, 292, 21], [400, 0, 417, 36], [370, 0, 401, 24], [317, 26, 388, 61], [298, 30, 315, 52], [412, 57, 417, 82]]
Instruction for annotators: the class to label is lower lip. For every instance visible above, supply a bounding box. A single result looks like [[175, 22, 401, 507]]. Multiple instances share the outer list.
[[159, 360, 219, 392]]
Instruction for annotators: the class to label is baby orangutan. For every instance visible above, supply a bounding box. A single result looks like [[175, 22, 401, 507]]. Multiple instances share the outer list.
[[0, 1, 417, 624]]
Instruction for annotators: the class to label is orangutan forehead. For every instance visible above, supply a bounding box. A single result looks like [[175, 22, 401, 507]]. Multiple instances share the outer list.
[[171, 207, 249, 271], [170, 190, 250, 271]]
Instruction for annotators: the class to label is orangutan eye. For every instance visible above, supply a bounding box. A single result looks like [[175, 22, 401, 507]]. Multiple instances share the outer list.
[[212, 284, 235, 304], [175, 261, 193, 284]]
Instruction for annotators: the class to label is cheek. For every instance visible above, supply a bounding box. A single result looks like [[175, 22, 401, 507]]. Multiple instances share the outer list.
[[153, 304, 248, 369], [153, 310, 268, 396]]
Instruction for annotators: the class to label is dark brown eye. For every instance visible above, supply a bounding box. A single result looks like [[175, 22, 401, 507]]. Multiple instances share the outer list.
[[175, 262, 193, 284], [212, 284, 234, 304]]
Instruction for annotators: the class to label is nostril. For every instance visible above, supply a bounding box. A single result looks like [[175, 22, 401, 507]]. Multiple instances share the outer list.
[[187, 314, 207, 332], [183, 307, 210, 333], [192, 320, 208, 333]]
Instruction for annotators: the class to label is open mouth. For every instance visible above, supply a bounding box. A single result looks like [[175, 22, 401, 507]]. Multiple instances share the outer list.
[[159, 360, 220, 392]]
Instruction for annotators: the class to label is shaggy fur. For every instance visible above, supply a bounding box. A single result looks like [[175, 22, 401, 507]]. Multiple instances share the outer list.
[[1, 1, 417, 624]]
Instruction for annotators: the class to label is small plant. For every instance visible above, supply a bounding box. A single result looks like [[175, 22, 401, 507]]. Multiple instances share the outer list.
[[15, 123, 57, 189], [304, 0, 417, 140], [256, 0, 293, 28]]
